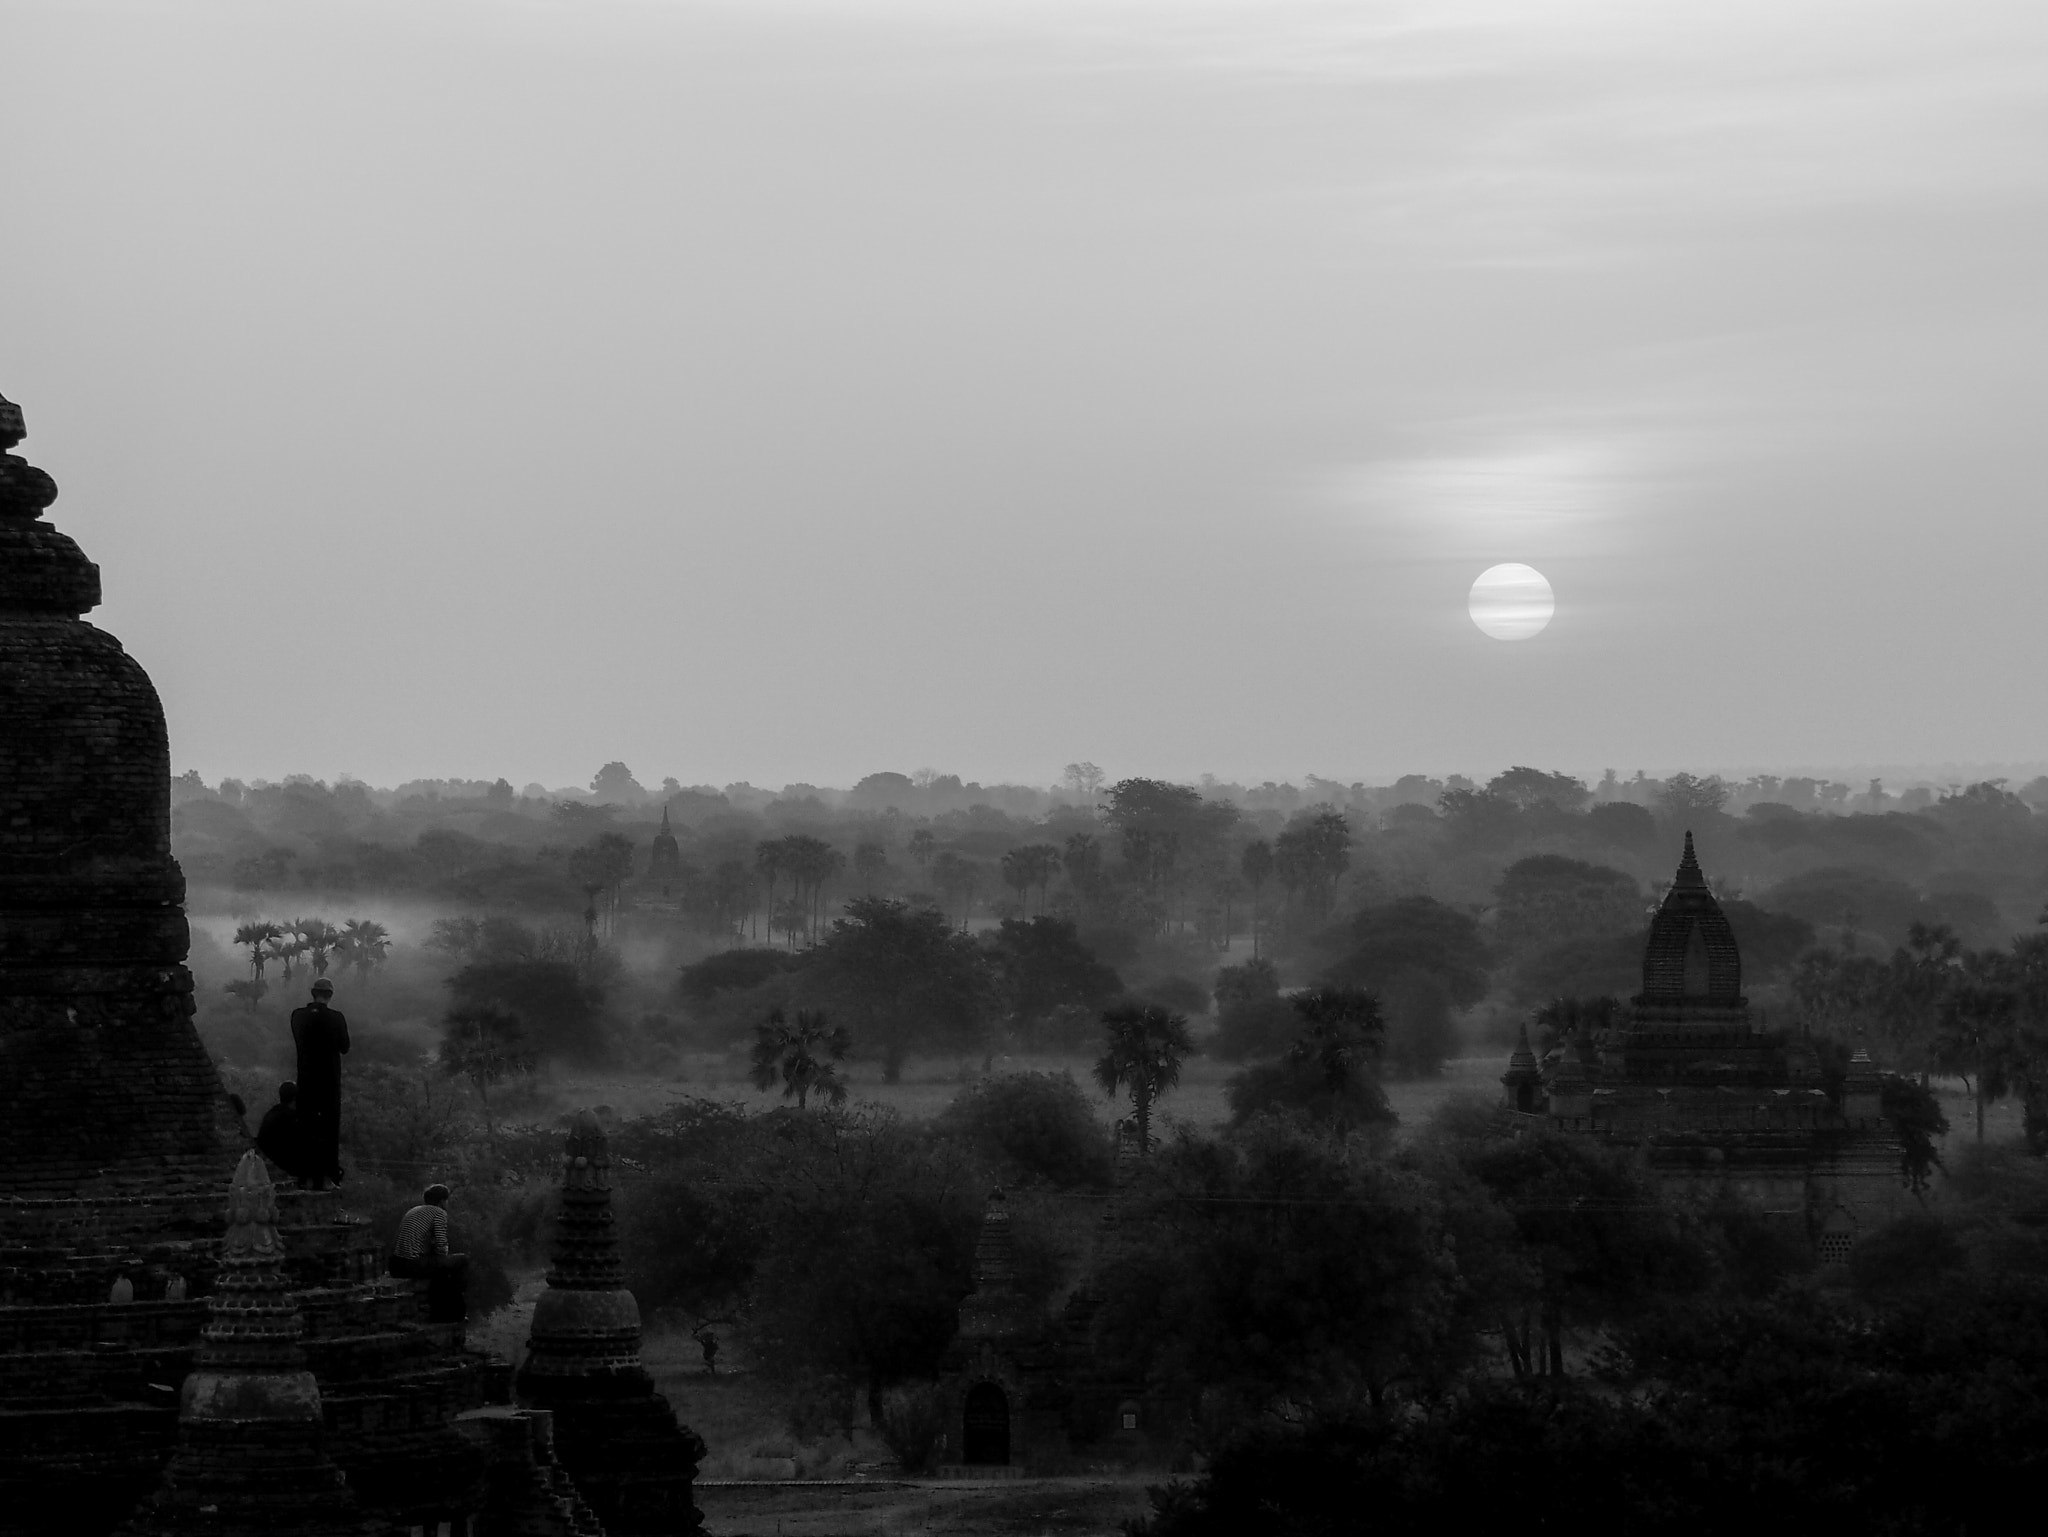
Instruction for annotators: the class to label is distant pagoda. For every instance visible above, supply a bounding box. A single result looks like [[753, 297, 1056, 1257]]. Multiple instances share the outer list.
[[518, 1111, 705, 1535], [646, 806, 683, 896], [1502, 832, 1903, 1254]]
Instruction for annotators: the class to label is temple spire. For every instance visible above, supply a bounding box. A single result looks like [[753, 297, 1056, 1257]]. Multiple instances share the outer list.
[[129, 1152, 371, 1535], [518, 1111, 705, 1535], [1674, 830, 1705, 888]]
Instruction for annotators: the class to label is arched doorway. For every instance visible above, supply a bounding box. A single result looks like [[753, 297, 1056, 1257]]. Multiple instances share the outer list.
[[962, 1381, 1010, 1465]]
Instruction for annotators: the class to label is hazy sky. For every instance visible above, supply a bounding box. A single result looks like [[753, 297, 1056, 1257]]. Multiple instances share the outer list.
[[7, 1, 2046, 790]]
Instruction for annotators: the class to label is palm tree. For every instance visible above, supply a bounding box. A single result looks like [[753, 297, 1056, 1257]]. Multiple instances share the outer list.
[[233, 920, 283, 980], [298, 918, 342, 978], [749, 1007, 852, 1110], [907, 828, 937, 874], [441, 1006, 532, 1157], [270, 922, 308, 982], [1241, 841, 1273, 958], [1000, 847, 1034, 916], [755, 841, 785, 944], [337, 918, 392, 987], [854, 842, 888, 895], [1093, 1002, 1193, 1154]]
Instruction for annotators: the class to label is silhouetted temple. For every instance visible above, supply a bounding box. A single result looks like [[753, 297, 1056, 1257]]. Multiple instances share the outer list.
[[1, 392, 700, 1534], [645, 808, 682, 898], [1502, 833, 1903, 1256], [517, 1112, 705, 1535]]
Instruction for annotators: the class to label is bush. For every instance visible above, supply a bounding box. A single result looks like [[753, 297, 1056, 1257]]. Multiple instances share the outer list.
[[936, 1071, 1113, 1190], [875, 1381, 946, 1472], [1225, 1056, 1394, 1133]]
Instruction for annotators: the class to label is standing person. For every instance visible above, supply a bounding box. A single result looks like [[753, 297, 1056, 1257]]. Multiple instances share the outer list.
[[389, 1184, 468, 1324], [290, 978, 350, 1188]]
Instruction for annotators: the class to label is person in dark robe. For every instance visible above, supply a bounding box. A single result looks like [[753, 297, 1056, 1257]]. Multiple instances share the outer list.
[[290, 978, 350, 1188], [255, 1080, 308, 1179]]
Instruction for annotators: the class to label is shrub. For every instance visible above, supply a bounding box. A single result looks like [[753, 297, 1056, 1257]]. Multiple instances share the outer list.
[[936, 1071, 1112, 1189]]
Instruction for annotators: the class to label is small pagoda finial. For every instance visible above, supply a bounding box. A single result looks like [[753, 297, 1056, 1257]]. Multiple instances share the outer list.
[[1673, 831, 1705, 888], [0, 390, 60, 519], [659, 804, 673, 833]]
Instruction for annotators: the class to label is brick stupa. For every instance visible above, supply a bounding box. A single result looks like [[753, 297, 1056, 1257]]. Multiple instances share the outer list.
[[518, 1112, 705, 1535], [0, 391, 503, 1533]]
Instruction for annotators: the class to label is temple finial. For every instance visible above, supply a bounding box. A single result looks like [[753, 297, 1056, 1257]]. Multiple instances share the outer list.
[[0, 391, 60, 520], [1674, 831, 1705, 888]]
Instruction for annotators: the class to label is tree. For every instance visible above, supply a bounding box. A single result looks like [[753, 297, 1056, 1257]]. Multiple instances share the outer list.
[[854, 841, 889, 894], [804, 897, 993, 1082], [906, 828, 936, 873], [336, 918, 391, 987], [1240, 840, 1274, 958], [1063, 762, 1105, 799], [931, 851, 980, 930], [590, 760, 646, 804], [935, 1071, 1111, 1189], [1094, 1003, 1193, 1152], [571, 832, 636, 935], [1090, 1120, 1458, 1414], [984, 917, 1123, 1039], [233, 920, 283, 980], [1485, 766, 1592, 813], [425, 916, 484, 963], [999, 843, 1060, 917], [297, 918, 341, 978], [749, 1007, 852, 1110], [1323, 897, 1489, 1007], [1227, 988, 1395, 1132], [448, 958, 606, 1064], [1273, 809, 1350, 923], [754, 839, 785, 943], [1657, 771, 1729, 822], [440, 1005, 533, 1156]]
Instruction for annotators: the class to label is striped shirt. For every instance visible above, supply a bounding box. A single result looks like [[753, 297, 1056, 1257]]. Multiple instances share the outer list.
[[394, 1203, 450, 1262]]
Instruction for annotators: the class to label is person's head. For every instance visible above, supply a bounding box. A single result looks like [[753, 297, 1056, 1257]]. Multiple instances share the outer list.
[[310, 978, 334, 1003], [278, 1081, 297, 1105], [423, 1183, 451, 1208]]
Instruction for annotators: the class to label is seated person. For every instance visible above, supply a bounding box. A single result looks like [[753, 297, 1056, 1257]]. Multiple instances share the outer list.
[[255, 1081, 309, 1180], [388, 1183, 469, 1324]]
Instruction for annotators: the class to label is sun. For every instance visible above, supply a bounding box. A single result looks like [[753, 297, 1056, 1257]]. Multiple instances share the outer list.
[[1468, 563, 1554, 640]]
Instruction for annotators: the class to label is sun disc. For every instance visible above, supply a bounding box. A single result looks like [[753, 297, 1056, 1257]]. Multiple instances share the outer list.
[[1468, 563, 1554, 640]]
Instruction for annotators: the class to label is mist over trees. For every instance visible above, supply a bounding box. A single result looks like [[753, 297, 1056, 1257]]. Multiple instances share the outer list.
[[168, 757, 2048, 1523], [173, 760, 2048, 1090]]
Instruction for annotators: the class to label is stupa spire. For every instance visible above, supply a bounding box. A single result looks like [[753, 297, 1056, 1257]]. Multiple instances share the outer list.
[[518, 1112, 705, 1535], [1674, 830, 1705, 888], [128, 1152, 371, 1534]]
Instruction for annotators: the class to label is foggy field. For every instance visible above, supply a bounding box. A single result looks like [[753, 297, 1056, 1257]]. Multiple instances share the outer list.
[[537, 1051, 1506, 1141]]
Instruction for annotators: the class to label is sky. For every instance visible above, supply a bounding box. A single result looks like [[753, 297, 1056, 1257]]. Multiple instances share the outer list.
[[5, 0, 2046, 791]]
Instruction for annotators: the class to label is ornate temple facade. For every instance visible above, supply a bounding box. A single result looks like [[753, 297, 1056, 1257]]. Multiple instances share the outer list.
[[0, 391, 702, 1533], [1501, 834, 1905, 1255]]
